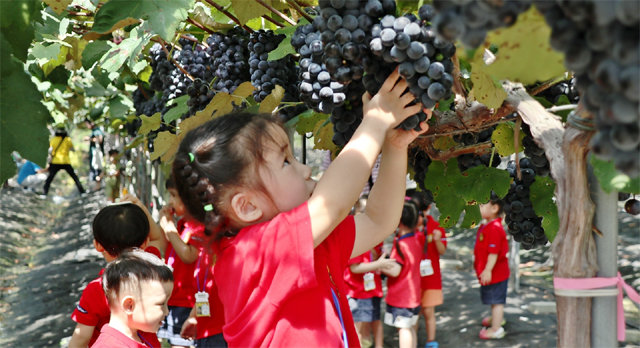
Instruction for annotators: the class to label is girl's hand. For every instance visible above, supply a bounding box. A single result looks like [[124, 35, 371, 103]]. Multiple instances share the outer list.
[[362, 69, 424, 130], [480, 269, 492, 285], [384, 109, 432, 150], [180, 316, 198, 341]]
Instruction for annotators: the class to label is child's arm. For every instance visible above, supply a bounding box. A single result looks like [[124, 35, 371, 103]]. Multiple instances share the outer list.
[[349, 254, 397, 274], [380, 262, 402, 277], [68, 323, 94, 348], [159, 207, 199, 264], [122, 193, 168, 255], [308, 70, 423, 247], [480, 253, 498, 285], [433, 229, 446, 255], [180, 307, 198, 341]]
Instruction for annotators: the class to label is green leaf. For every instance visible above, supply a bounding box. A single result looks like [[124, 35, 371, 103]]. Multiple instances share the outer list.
[[1, 36, 50, 183], [481, 7, 566, 85], [88, 0, 194, 41], [0, 0, 39, 62], [461, 166, 511, 203], [31, 42, 62, 63], [231, 81, 255, 98], [43, 0, 72, 15], [259, 85, 285, 114], [150, 131, 177, 161], [491, 122, 524, 156], [590, 155, 640, 194], [436, 94, 454, 111], [313, 119, 339, 154], [138, 112, 163, 136], [99, 27, 153, 73], [109, 95, 131, 119], [162, 95, 190, 123], [268, 36, 294, 61], [82, 40, 112, 70], [462, 204, 482, 227], [294, 109, 327, 135], [231, 0, 270, 25], [469, 62, 507, 109], [530, 176, 559, 242]]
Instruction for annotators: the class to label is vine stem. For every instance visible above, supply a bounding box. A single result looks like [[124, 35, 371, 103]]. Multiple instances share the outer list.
[[451, 53, 467, 98], [137, 83, 151, 100], [547, 104, 578, 112], [262, 15, 285, 28], [418, 113, 518, 139], [285, 0, 313, 22], [202, 0, 254, 33], [255, 0, 296, 25], [514, 117, 522, 181], [154, 38, 195, 81], [187, 17, 214, 34]]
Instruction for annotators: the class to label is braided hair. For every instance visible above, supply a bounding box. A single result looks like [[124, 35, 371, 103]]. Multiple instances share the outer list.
[[172, 112, 282, 239]]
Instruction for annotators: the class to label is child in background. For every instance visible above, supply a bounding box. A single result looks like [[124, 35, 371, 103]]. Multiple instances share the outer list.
[[172, 70, 429, 347], [344, 242, 396, 348], [156, 178, 208, 348], [475, 193, 509, 340], [68, 195, 167, 348], [382, 200, 425, 348], [410, 191, 447, 348], [103, 149, 122, 203], [93, 249, 173, 348]]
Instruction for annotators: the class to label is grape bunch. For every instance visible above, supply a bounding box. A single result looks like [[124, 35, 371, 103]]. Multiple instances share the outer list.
[[619, 193, 640, 216], [132, 86, 163, 117], [185, 78, 215, 117], [453, 127, 500, 172], [409, 146, 433, 193], [521, 122, 550, 177], [537, 78, 580, 105], [205, 27, 250, 94], [364, 5, 456, 130], [503, 158, 548, 249], [534, 1, 639, 178], [430, 0, 532, 48]]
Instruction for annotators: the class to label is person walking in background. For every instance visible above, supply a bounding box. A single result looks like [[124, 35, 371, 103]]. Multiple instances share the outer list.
[[382, 200, 425, 348], [42, 126, 85, 196], [10, 151, 47, 191], [475, 193, 509, 340], [85, 119, 104, 192]]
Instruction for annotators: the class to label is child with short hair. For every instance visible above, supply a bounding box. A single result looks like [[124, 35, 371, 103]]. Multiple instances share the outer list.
[[382, 200, 425, 348], [156, 177, 210, 348], [68, 195, 167, 348], [93, 249, 174, 347], [172, 70, 429, 347], [475, 193, 509, 340]]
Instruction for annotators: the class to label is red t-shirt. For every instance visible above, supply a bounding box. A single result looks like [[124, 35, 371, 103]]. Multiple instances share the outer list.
[[165, 219, 206, 307], [192, 246, 225, 339], [474, 218, 510, 285], [71, 247, 162, 347], [92, 325, 149, 348], [420, 216, 447, 290], [386, 232, 424, 308], [214, 202, 360, 348], [344, 243, 384, 298]]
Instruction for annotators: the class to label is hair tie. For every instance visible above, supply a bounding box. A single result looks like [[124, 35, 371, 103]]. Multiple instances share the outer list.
[[404, 196, 412, 201], [204, 204, 214, 212], [188, 152, 195, 163]]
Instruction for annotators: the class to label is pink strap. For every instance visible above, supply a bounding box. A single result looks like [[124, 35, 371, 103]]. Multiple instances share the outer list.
[[554, 273, 640, 341]]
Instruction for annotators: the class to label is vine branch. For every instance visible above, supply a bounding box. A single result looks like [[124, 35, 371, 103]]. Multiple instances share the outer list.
[[153, 38, 195, 81], [187, 17, 214, 34], [286, 0, 313, 22], [202, 0, 254, 32], [262, 15, 285, 28], [255, 0, 296, 25]]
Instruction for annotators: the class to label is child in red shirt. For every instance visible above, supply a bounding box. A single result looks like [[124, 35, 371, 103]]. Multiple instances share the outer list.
[[171, 70, 431, 347], [93, 250, 173, 348], [383, 200, 425, 348], [474, 194, 509, 339], [344, 242, 396, 348], [68, 195, 168, 348], [157, 178, 209, 348]]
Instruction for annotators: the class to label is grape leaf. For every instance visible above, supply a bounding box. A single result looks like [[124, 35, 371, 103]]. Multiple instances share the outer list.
[[108, 95, 131, 119], [462, 204, 482, 228], [590, 155, 640, 194], [268, 36, 294, 61], [231, 0, 270, 25], [432, 136, 457, 151], [125, 135, 145, 150], [481, 7, 566, 85], [491, 122, 524, 156], [259, 85, 285, 114], [82, 41, 112, 70], [63, 36, 88, 70], [43, 0, 72, 15], [162, 95, 190, 123], [313, 119, 339, 154], [150, 131, 177, 161], [530, 176, 558, 242], [138, 112, 162, 136], [462, 165, 511, 203], [100, 27, 153, 74], [1, 0, 39, 62], [295, 109, 327, 135], [86, 0, 194, 41], [469, 62, 507, 109], [232, 81, 255, 99], [0, 36, 50, 183]]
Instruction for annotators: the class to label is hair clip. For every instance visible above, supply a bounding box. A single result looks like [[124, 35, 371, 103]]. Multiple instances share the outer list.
[[204, 204, 214, 212], [188, 152, 195, 163]]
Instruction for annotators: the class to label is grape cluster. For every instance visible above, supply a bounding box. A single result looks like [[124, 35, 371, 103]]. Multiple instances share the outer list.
[[409, 146, 433, 193], [503, 158, 548, 249], [185, 78, 215, 116], [453, 127, 500, 172], [521, 122, 550, 177], [430, 0, 532, 48], [619, 193, 640, 216], [205, 27, 250, 94], [534, 1, 639, 178], [364, 5, 456, 130], [537, 78, 580, 105]]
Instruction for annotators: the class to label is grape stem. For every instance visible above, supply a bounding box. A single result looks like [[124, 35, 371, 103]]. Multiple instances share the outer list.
[[451, 53, 467, 98], [514, 117, 522, 181], [546, 104, 577, 113], [187, 17, 214, 34], [254, 0, 296, 25], [419, 139, 494, 162], [136, 83, 151, 100], [262, 15, 286, 28], [153, 37, 195, 82], [285, 0, 313, 22], [418, 113, 518, 139], [202, 0, 254, 33]]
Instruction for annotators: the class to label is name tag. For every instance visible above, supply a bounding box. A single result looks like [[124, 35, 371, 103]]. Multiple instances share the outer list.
[[195, 291, 210, 317], [420, 259, 434, 276], [363, 272, 376, 291]]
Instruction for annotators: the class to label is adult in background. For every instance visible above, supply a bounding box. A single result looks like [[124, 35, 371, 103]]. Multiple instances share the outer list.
[[85, 119, 104, 191], [42, 126, 86, 196], [10, 151, 47, 191]]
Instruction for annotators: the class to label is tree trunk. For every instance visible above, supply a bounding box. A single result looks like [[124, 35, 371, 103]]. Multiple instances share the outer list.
[[504, 82, 598, 347]]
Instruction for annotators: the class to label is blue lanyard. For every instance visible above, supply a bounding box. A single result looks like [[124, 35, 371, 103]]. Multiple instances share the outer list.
[[196, 256, 208, 292], [137, 332, 154, 347], [330, 288, 349, 348], [397, 232, 415, 241]]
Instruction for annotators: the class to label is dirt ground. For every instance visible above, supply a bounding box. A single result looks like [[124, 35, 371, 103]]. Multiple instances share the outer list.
[[0, 186, 638, 347]]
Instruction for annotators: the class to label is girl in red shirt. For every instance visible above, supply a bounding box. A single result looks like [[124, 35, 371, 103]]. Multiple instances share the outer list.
[[382, 200, 424, 348], [171, 70, 431, 347]]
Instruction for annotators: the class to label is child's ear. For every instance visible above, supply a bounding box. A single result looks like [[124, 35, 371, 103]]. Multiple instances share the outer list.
[[230, 192, 262, 223], [93, 240, 105, 253], [121, 295, 136, 314]]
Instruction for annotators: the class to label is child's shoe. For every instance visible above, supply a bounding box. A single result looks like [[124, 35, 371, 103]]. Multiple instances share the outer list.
[[479, 327, 505, 340], [481, 316, 506, 327], [425, 341, 439, 348]]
